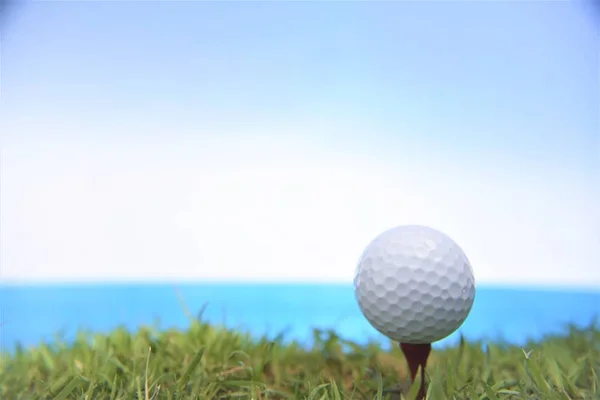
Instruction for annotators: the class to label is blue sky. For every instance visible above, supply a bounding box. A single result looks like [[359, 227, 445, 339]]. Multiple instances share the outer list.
[[1, 1, 599, 286]]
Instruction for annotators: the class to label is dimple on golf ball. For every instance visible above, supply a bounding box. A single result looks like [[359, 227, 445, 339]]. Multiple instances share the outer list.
[[354, 225, 475, 344]]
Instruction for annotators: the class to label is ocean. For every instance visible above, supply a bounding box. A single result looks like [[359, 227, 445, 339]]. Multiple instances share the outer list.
[[0, 283, 598, 352]]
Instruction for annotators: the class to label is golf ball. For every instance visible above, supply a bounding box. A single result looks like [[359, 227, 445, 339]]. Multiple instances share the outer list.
[[354, 225, 475, 344]]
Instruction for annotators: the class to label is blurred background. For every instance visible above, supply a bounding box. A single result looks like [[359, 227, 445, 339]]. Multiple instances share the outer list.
[[1, 1, 599, 351]]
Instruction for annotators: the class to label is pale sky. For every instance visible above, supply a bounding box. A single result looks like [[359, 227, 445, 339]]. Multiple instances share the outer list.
[[1, 1, 599, 286]]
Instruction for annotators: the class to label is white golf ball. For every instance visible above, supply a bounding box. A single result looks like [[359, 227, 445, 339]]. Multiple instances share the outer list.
[[354, 225, 475, 344]]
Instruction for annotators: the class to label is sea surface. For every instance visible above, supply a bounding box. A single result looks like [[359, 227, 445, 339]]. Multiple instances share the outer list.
[[1, 283, 598, 352]]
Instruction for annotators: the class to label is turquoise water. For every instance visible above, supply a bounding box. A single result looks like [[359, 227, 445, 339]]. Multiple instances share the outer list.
[[0, 283, 598, 351]]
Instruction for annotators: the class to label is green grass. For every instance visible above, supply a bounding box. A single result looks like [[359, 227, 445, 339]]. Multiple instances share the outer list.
[[1, 318, 598, 400]]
